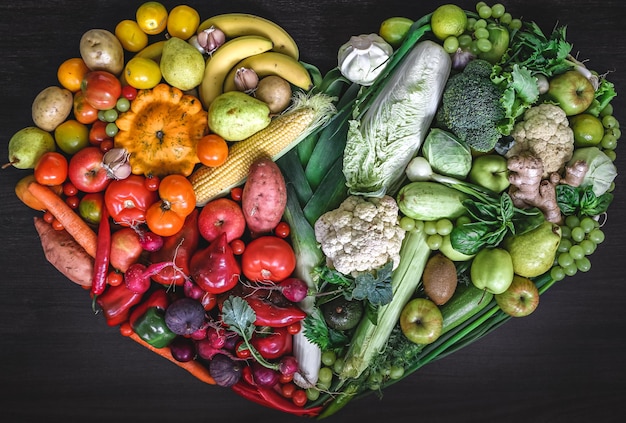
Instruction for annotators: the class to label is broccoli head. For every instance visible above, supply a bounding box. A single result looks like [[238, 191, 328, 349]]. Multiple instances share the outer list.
[[436, 59, 506, 152]]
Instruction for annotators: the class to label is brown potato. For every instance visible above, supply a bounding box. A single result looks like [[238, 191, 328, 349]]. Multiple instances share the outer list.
[[31, 86, 73, 131], [255, 75, 292, 114], [79, 29, 124, 75]]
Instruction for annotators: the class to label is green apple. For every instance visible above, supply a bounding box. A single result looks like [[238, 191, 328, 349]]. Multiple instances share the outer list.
[[399, 298, 443, 345], [495, 275, 540, 317], [547, 70, 595, 116], [439, 234, 475, 262], [468, 154, 510, 192], [569, 113, 605, 147], [78, 192, 104, 225], [470, 247, 514, 294]]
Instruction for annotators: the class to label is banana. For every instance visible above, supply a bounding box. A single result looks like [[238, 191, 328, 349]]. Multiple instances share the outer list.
[[199, 35, 274, 107], [223, 51, 313, 92], [134, 40, 166, 62], [197, 13, 299, 60]]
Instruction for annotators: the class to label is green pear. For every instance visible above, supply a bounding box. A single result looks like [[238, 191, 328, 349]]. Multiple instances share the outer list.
[[208, 91, 271, 141], [160, 37, 205, 91], [503, 220, 562, 278], [5, 126, 56, 169]]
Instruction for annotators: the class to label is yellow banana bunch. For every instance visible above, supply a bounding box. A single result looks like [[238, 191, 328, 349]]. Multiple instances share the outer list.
[[223, 51, 313, 93]]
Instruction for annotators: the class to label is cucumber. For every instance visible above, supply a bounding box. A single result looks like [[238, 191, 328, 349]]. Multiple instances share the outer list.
[[440, 283, 493, 334]]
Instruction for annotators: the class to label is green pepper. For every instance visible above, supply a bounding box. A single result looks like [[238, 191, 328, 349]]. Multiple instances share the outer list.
[[131, 307, 177, 348]]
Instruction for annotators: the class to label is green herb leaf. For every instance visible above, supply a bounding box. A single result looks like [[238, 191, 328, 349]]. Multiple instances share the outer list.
[[350, 261, 394, 306], [221, 296, 256, 340], [302, 308, 349, 350], [556, 184, 614, 216]]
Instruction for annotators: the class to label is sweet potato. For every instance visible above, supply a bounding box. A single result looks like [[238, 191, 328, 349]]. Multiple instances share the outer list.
[[241, 157, 287, 236], [33, 216, 94, 287]]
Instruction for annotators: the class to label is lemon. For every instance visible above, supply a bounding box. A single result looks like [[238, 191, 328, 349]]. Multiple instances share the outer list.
[[379, 17, 414, 48], [570, 113, 605, 147], [431, 4, 468, 41]]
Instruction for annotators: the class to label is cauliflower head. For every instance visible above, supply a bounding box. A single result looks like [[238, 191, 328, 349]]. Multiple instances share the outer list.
[[314, 195, 405, 276], [505, 103, 575, 178]]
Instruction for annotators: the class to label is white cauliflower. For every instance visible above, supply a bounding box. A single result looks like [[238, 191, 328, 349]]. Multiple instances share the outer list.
[[505, 103, 575, 178], [314, 195, 405, 276]]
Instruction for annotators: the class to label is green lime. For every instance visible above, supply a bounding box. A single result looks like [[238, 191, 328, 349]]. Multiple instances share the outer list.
[[570, 113, 605, 147], [379, 17, 414, 48], [431, 4, 468, 41]]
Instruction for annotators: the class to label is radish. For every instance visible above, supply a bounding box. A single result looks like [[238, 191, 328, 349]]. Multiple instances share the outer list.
[[139, 230, 164, 252], [124, 261, 176, 294], [241, 277, 309, 303]]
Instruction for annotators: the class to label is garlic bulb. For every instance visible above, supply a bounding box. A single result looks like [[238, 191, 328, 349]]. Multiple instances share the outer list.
[[337, 34, 393, 86], [103, 148, 132, 180]]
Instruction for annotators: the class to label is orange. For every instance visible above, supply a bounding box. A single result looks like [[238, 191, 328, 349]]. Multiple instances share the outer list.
[[57, 58, 90, 92]]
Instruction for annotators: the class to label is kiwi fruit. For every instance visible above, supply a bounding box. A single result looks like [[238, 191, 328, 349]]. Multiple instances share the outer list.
[[422, 253, 458, 305]]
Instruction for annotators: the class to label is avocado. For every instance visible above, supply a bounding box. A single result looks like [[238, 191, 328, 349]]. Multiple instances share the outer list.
[[321, 297, 364, 331]]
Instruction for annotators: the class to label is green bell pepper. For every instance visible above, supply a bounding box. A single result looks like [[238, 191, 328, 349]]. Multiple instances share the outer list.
[[131, 306, 177, 348]]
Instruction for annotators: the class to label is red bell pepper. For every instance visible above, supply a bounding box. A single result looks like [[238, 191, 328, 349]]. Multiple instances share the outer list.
[[95, 283, 143, 326], [251, 326, 292, 360], [245, 297, 307, 328]]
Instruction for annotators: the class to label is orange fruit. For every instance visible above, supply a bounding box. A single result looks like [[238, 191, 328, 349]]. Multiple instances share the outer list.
[[57, 58, 90, 92]]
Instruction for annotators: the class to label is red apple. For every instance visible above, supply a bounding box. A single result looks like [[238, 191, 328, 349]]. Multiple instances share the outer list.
[[197, 197, 246, 243], [495, 275, 540, 317], [109, 227, 144, 273], [68, 146, 111, 193]]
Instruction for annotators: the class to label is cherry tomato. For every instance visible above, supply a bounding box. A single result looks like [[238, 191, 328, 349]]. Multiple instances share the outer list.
[[65, 195, 80, 209], [146, 174, 196, 236], [144, 175, 160, 191], [230, 238, 245, 255], [105, 175, 158, 226], [34, 152, 68, 186], [292, 389, 308, 407], [115, 19, 149, 52], [73, 90, 99, 124], [235, 341, 252, 359], [121, 85, 138, 101], [107, 271, 124, 287], [100, 139, 114, 153], [54, 119, 89, 154], [119, 322, 133, 337], [89, 120, 112, 145], [124, 57, 162, 89], [279, 372, 294, 384], [62, 181, 78, 197], [230, 186, 243, 202], [241, 236, 297, 282], [281, 382, 297, 398], [43, 210, 55, 224], [166, 5, 200, 39], [274, 221, 291, 238], [196, 134, 229, 167], [51, 218, 64, 231], [57, 57, 90, 92], [81, 70, 122, 110], [287, 321, 301, 335]]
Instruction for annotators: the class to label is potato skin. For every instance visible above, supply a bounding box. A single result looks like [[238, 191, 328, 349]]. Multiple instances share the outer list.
[[79, 29, 124, 75], [31, 86, 73, 131], [33, 217, 94, 287], [241, 157, 287, 235]]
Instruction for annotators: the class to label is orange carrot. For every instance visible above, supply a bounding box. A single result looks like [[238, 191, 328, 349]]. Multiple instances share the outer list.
[[27, 180, 98, 258], [123, 324, 216, 385]]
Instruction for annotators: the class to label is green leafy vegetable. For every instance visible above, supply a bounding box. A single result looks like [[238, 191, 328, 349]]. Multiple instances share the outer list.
[[556, 184, 614, 216], [221, 295, 256, 339], [302, 308, 349, 351]]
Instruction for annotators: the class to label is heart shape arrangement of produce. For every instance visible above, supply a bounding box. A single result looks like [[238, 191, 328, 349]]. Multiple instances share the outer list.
[[6, 1, 619, 418]]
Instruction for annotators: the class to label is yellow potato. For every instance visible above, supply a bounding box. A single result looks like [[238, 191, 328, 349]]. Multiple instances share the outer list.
[[31, 86, 73, 131], [79, 28, 124, 75]]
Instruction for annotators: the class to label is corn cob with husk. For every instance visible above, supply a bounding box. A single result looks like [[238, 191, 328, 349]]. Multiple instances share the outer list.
[[189, 91, 336, 206]]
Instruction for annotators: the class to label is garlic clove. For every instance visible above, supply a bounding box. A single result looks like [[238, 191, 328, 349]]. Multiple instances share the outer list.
[[103, 147, 132, 180], [196, 26, 226, 55], [233, 67, 259, 93]]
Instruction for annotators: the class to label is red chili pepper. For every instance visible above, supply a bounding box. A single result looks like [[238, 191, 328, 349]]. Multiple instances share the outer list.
[[95, 283, 143, 326], [245, 297, 307, 328], [128, 289, 171, 328], [231, 379, 322, 417], [91, 205, 111, 296], [250, 326, 292, 360]]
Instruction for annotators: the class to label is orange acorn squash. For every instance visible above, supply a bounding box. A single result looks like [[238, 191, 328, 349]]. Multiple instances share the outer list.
[[114, 83, 208, 177]]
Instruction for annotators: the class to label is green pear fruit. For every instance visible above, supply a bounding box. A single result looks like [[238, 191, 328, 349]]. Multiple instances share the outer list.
[[160, 37, 205, 91], [208, 91, 271, 141], [503, 220, 562, 278], [5, 126, 56, 169]]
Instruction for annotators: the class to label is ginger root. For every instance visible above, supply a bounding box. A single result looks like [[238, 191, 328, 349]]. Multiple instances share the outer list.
[[507, 155, 590, 224]]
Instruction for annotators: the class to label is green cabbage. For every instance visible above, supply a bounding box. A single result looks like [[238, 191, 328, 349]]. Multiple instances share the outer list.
[[568, 146, 617, 196], [421, 128, 472, 179]]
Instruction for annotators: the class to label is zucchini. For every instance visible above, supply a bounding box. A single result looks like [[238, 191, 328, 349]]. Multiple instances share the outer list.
[[440, 283, 493, 334], [397, 181, 468, 221]]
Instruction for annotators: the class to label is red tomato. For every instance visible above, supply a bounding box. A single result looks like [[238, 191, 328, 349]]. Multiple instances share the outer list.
[[81, 70, 122, 110], [73, 90, 99, 124], [230, 238, 245, 255], [145, 174, 196, 236], [34, 152, 68, 186], [105, 175, 158, 226], [196, 134, 228, 167], [274, 221, 290, 238], [121, 85, 138, 100], [143, 175, 160, 191], [89, 120, 112, 145], [241, 236, 296, 282], [230, 186, 243, 202], [292, 389, 307, 407]]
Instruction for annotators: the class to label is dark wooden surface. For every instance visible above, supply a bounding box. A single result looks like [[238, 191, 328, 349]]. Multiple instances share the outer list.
[[1, 1, 625, 422]]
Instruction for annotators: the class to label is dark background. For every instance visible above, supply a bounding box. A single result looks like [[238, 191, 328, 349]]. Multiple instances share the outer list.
[[1, 1, 624, 422]]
